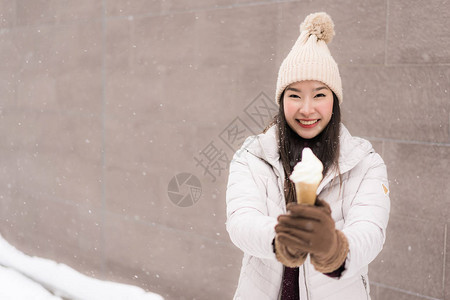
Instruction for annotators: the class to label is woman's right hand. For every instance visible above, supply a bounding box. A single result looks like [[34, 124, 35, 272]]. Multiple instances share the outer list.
[[275, 199, 349, 273], [275, 199, 336, 257], [273, 235, 308, 267]]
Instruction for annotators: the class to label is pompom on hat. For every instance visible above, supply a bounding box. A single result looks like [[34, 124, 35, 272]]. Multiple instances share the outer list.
[[275, 12, 343, 105]]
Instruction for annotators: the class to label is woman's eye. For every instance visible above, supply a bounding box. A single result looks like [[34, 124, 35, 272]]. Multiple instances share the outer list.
[[315, 93, 325, 98], [289, 94, 300, 98]]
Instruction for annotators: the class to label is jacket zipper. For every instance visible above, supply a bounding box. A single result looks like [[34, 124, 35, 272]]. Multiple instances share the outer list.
[[361, 275, 368, 300], [303, 265, 310, 300], [277, 267, 284, 300]]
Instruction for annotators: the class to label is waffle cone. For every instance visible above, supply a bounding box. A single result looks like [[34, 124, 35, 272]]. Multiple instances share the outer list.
[[295, 181, 320, 205]]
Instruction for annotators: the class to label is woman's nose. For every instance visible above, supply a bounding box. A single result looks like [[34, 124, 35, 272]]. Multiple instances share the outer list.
[[299, 98, 314, 116]]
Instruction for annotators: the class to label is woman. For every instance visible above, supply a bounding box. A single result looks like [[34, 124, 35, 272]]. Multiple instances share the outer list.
[[226, 12, 390, 300]]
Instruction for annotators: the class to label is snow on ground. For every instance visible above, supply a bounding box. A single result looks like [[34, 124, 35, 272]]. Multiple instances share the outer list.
[[0, 265, 62, 300], [0, 234, 164, 300]]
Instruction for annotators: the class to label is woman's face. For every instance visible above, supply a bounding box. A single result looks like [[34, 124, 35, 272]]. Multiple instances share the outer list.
[[283, 80, 334, 139]]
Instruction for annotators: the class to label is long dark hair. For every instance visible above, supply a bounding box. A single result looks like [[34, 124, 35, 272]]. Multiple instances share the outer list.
[[264, 91, 341, 204]]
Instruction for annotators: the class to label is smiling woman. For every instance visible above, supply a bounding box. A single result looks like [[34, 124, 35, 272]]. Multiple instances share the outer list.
[[225, 12, 390, 300], [283, 80, 334, 140]]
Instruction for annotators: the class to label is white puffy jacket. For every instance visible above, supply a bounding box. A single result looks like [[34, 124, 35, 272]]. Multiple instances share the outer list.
[[226, 124, 390, 300]]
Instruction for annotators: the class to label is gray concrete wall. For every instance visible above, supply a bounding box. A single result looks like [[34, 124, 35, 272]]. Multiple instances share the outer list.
[[0, 1, 449, 299]]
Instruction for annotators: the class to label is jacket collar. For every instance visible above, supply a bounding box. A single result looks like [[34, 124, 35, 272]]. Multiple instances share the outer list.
[[245, 125, 280, 169], [318, 124, 374, 192], [244, 124, 374, 190]]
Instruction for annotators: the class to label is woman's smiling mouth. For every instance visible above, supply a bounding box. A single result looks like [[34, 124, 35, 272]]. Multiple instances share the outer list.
[[296, 119, 320, 128]]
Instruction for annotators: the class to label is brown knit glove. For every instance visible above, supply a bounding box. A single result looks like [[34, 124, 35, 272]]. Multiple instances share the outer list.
[[275, 199, 349, 273], [273, 236, 308, 267], [310, 229, 348, 273]]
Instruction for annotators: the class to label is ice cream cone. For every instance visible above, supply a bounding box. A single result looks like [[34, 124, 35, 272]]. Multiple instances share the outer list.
[[290, 148, 323, 205], [295, 181, 320, 205]]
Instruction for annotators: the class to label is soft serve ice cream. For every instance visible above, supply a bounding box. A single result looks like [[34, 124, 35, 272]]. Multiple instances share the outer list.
[[289, 148, 324, 205]]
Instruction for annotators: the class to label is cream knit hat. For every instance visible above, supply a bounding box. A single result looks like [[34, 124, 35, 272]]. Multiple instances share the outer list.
[[275, 12, 343, 105]]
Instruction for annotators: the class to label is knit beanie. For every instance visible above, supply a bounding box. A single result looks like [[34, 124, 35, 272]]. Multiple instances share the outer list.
[[275, 12, 343, 105]]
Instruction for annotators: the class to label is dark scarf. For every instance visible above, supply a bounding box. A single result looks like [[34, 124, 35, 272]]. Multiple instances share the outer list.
[[281, 266, 299, 300]]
